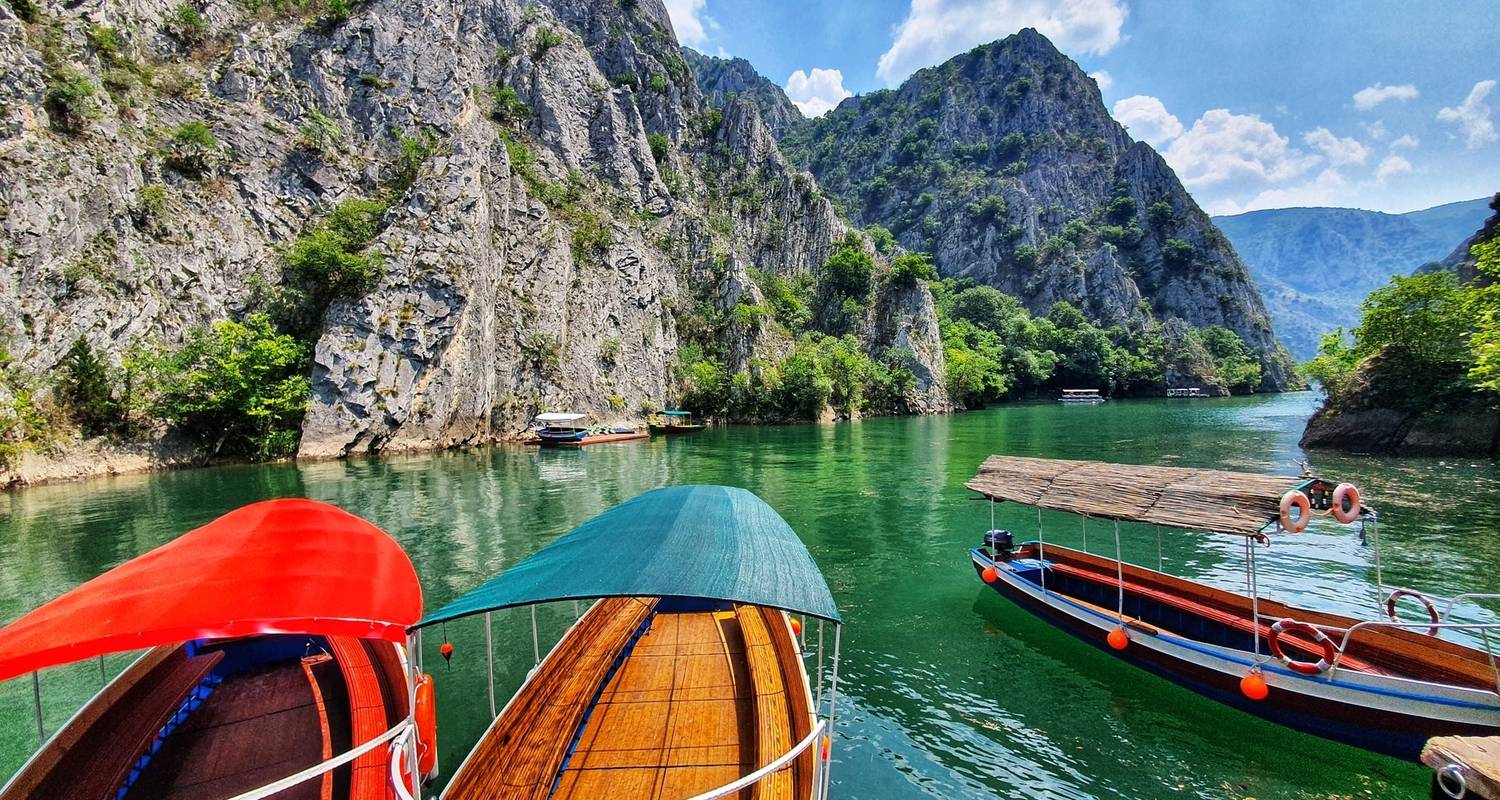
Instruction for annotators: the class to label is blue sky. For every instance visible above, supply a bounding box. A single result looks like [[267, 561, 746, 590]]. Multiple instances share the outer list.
[[665, 0, 1499, 215]]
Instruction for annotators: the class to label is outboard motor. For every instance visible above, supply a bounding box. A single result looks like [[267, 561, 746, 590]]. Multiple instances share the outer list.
[[984, 529, 1015, 560]]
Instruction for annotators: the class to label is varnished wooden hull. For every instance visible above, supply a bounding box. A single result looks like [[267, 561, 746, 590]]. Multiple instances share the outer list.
[[971, 545, 1500, 760]]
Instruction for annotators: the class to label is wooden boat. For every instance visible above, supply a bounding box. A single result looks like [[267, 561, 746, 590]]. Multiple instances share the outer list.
[[648, 409, 705, 435], [966, 455, 1500, 761], [1058, 388, 1105, 404], [1166, 387, 1212, 398], [0, 499, 438, 800], [529, 412, 648, 447], [419, 485, 843, 800]]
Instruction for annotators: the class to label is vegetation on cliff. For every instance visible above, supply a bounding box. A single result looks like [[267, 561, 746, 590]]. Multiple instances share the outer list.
[[1302, 196, 1500, 454]]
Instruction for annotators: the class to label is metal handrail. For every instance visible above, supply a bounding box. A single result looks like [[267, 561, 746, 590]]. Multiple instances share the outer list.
[[683, 719, 827, 800], [224, 718, 412, 800]]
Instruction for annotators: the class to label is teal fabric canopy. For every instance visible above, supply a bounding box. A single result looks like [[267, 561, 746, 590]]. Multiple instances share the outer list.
[[416, 485, 840, 627]]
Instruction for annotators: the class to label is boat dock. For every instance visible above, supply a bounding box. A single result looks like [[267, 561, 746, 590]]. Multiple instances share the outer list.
[[1425, 735, 1500, 799]]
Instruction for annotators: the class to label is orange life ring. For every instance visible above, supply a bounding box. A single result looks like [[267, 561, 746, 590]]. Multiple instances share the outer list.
[[1279, 490, 1310, 533], [1268, 618, 1338, 675], [415, 673, 438, 778], [1386, 589, 1441, 637], [1330, 483, 1362, 524]]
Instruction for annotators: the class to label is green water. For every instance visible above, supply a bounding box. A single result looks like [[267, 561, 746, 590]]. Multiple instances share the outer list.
[[4, 393, 1498, 798]]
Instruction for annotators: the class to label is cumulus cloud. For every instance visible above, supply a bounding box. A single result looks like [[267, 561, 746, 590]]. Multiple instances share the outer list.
[[1303, 127, 1369, 166], [1376, 154, 1413, 182], [1089, 70, 1112, 91], [785, 68, 853, 117], [1361, 120, 1388, 141], [1112, 95, 1182, 147], [1352, 82, 1418, 111], [663, 0, 714, 47], [1163, 109, 1318, 189], [1389, 134, 1420, 150], [876, 0, 1128, 85], [1438, 80, 1498, 149], [1229, 168, 1351, 214]]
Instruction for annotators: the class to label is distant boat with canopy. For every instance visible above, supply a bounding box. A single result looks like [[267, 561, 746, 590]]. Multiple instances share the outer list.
[[0, 499, 439, 800], [418, 484, 844, 800], [529, 412, 647, 447], [1058, 389, 1105, 404], [967, 455, 1500, 760], [648, 409, 705, 435]]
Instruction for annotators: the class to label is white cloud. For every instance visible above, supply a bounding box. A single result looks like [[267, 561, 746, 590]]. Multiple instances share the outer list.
[[1361, 120, 1388, 141], [1389, 134, 1420, 150], [1233, 168, 1350, 213], [1163, 108, 1318, 189], [1376, 154, 1413, 182], [1089, 70, 1112, 91], [1353, 82, 1419, 111], [1303, 127, 1369, 166], [1111, 95, 1181, 147], [784, 68, 853, 117], [876, 0, 1129, 86], [663, 0, 715, 48], [1438, 80, 1498, 149]]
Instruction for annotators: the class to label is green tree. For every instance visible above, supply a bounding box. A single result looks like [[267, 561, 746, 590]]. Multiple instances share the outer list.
[[776, 343, 832, 418], [1466, 237, 1500, 392], [813, 233, 874, 335], [149, 314, 310, 459], [57, 338, 119, 437], [888, 253, 937, 287]]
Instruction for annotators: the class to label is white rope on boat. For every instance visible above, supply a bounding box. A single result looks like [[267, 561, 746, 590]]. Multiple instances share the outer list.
[[225, 719, 411, 800]]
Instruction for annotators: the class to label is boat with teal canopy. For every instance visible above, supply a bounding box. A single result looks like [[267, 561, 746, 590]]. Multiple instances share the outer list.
[[648, 408, 706, 435], [423, 484, 844, 800]]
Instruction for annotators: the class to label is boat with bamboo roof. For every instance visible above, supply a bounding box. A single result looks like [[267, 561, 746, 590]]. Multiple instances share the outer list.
[[528, 412, 648, 447], [0, 498, 439, 800], [418, 484, 843, 800], [1058, 388, 1105, 404], [966, 455, 1500, 760], [648, 409, 705, 435]]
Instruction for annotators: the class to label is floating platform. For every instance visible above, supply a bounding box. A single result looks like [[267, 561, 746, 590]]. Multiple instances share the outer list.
[[1425, 735, 1500, 799], [526, 431, 649, 447]]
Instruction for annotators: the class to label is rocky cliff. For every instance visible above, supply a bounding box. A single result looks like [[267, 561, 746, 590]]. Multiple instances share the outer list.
[[0, 0, 947, 470], [780, 29, 1296, 391], [682, 47, 801, 139]]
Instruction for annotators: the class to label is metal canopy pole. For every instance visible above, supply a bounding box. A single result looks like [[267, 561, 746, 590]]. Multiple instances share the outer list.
[[1249, 538, 1263, 662], [1037, 508, 1047, 596], [485, 611, 497, 719], [1155, 525, 1163, 573], [820, 624, 843, 800], [815, 620, 825, 712], [31, 671, 44, 744], [405, 632, 420, 787], [1113, 521, 1124, 617], [1081, 515, 1088, 553], [531, 605, 541, 666]]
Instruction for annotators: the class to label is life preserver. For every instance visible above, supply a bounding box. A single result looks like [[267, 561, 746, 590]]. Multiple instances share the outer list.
[[1386, 589, 1442, 637], [1268, 618, 1338, 675], [415, 673, 438, 778], [1330, 483, 1362, 524], [1278, 490, 1311, 533]]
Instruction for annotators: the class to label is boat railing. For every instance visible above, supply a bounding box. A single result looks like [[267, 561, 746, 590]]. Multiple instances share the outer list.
[[223, 717, 415, 800], [1254, 613, 1500, 694], [683, 718, 829, 800]]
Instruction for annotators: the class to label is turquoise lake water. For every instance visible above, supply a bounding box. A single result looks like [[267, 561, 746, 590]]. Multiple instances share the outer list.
[[4, 392, 1499, 798]]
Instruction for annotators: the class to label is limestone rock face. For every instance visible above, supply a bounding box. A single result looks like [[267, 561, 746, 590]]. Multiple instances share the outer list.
[[781, 28, 1296, 391], [683, 47, 802, 138], [1, 0, 948, 462]]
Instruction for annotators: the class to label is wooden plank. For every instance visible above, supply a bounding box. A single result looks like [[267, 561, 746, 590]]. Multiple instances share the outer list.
[[1424, 736, 1500, 799]]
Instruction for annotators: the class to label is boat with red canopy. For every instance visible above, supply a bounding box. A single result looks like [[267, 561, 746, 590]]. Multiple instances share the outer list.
[[0, 498, 438, 800], [968, 455, 1500, 760]]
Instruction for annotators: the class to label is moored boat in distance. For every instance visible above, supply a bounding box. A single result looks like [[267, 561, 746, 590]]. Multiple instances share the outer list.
[[529, 412, 648, 447], [422, 484, 843, 800], [0, 498, 438, 800], [648, 409, 705, 435], [1059, 389, 1105, 404], [1166, 387, 1212, 398], [966, 455, 1500, 760]]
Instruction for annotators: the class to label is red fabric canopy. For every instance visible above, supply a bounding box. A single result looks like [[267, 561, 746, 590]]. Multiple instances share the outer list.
[[0, 498, 422, 682]]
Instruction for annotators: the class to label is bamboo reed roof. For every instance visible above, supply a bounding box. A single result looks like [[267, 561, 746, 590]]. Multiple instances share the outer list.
[[966, 455, 1304, 536]]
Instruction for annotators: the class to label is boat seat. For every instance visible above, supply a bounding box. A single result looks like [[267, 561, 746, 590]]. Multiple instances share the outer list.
[[442, 598, 657, 800], [736, 606, 798, 800], [328, 636, 391, 800], [1048, 562, 1382, 673], [41, 647, 224, 800]]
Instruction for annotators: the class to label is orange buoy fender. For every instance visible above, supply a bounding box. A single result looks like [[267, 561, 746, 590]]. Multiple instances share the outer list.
[[1278, 490, 1310, 533], [1330, 483, 1362, 524], [981, 566, 999, 584], [415, 673, 438, 778], [1239, 671, 1268, 701], [1106, 627, 1129, 650]]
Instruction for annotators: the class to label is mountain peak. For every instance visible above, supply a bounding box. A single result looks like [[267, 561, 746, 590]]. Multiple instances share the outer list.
[[682, 47, 803, 138]]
